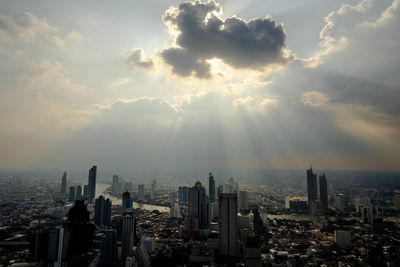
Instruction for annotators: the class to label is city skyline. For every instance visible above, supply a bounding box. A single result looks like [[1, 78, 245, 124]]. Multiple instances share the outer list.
[[0, 0, 399, 172]]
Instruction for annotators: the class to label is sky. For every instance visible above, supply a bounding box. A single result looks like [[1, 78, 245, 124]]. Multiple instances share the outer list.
[[0, 0, 399, 174]]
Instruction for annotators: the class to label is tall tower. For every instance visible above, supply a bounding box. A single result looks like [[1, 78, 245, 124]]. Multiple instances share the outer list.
[[88, 165, 97, 203], [122, 213, 135, 260], [219, 193, 238, 258], [94, 195, 112, 226], [307, 167, 318, 204], [100, 229, 116, 267], [209, 173, 215, 203], [238, 191, 249, 212], [319, 173, 328, 210], [61, 172, 67, 194], [69, 186, 76, 202], [188, 181, 209, 231], [112, 175, 119, 194], [138, 185, 145, 201], [76, 185, 83, 200], [122, 191, 132, 209]]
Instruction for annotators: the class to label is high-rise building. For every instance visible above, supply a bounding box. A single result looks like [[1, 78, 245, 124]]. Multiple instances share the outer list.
[[219, 193, 238, 258], [238, 191, 249, 212], [319, 173, 328, 210], [188, 181, 209, 232], [94, 195, 112, 226], [100, 229, 116, 267], [393, 195, 400, 210], [122, 191, 132, 209], [122, 213, 135, 260], [335, 193, 346, 212], [209, 173, 215, 203], [224, 183, 233, 194], [307, 167, 318, 205], [234, 182, 239, 193], [61, 172, 67, 194], [83, 185, 89, 200], [217, 185, 223, 197], [179, 186, 189, 203], [150, 180, 156, 200], [169, 191, 176, 207], [88, 165, 97, 203], [76, 185, 82, 200], [138, 185, 145, 201], [69, 186, 75, 202], [112, 175, 119, 194]]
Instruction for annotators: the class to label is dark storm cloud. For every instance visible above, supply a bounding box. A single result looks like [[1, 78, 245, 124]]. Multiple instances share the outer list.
[[126, 48, 153, 69], [161, 0, 294, 78]]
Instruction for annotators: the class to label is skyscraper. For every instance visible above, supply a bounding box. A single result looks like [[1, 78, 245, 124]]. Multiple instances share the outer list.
[[238, 191, 249, 212], [219, 193, 238, 258], [88, 165, 97, 203], [76, 185, 83, 200], [188, 181, 209, 231], [112, 175, 119, 194], [61, 172, 67, 194], [83, 185, 89, 200], [122, 213, 135, 260], [100, 229, 116, 267], [94, 195, 112, 226], [138, 184, 144, 201], [319, 173, 328, 210], [122, 191, 132, 209], [69, 186, 75, 202], [209, 173, 215, 203], [179, 186, 189, 203], [307, 167, 318, 204]]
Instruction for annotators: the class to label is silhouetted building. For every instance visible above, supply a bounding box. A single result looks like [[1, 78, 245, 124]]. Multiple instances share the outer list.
[[88, 165, 97, 203], [100, 229, 116, 267], [188, 181, 209, 233], [217, 185, 223, 197], [64, 200, 95, 261], [61, 172, 67, 194], [245, 236, 261, 267], [112, 175, 119, 194], [68, 186, 75, 202], [209, 173, 215, 203], [319, 173, 328, 210], [94, 195, 112, 226], [307, 167, 318, 203], [219, 193, 238, 258]]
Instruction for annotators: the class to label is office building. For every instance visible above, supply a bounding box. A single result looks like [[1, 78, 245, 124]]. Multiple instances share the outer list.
[[307, 167, 318, 204], [61, 172, 67, 194], [94, 195, 112, 226], [238, 191, 249, 212], [100, 229, 116, 267], [393, 195, 400, 210], [179, 186, 189, 203], [217, 185, 223, 197], [169, 191, 176, 207], [112, 175, 119, 194], [209, 173, 215, 203], [319, 173, 328, 210], [122, 213, 135, 260], [83, 185, 89, 200], [138, 184, 145, 201], [335, 194, 346, 212], [76, 185, 82, 200], [69, 186, 75, 202], [122, 191, 132, 209], [88, 165, 97, 203], [219, 193, 238, 257], [188, 181, 209, 232], [224, 183, 233, 194]]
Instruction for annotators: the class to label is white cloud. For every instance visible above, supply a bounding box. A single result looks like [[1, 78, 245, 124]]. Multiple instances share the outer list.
[[110, 77, 133, 88]]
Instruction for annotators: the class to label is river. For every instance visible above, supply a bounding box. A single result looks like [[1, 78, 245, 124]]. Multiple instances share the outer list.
[[95, 183, 170, 213]]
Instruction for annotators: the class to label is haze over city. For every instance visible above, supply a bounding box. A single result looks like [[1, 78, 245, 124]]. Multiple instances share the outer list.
[[1, 0, 399, 173]]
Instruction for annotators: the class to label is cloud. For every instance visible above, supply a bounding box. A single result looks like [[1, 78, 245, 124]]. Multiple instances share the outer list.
[[67, 30, 83, 42], [126, 47, 154, 69], [110, 77, 133, 88], [301, 91, 329, 107], [159, 0, 294, 78]]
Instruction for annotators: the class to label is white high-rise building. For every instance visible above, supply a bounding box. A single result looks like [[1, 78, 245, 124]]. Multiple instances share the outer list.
[[224, 183, 233, 194], [219, 193, 238, 257], [170, 203, 181, 218]]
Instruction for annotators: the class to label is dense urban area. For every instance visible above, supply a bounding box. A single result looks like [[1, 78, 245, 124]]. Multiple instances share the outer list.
[[1, 167, 400, 266]]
